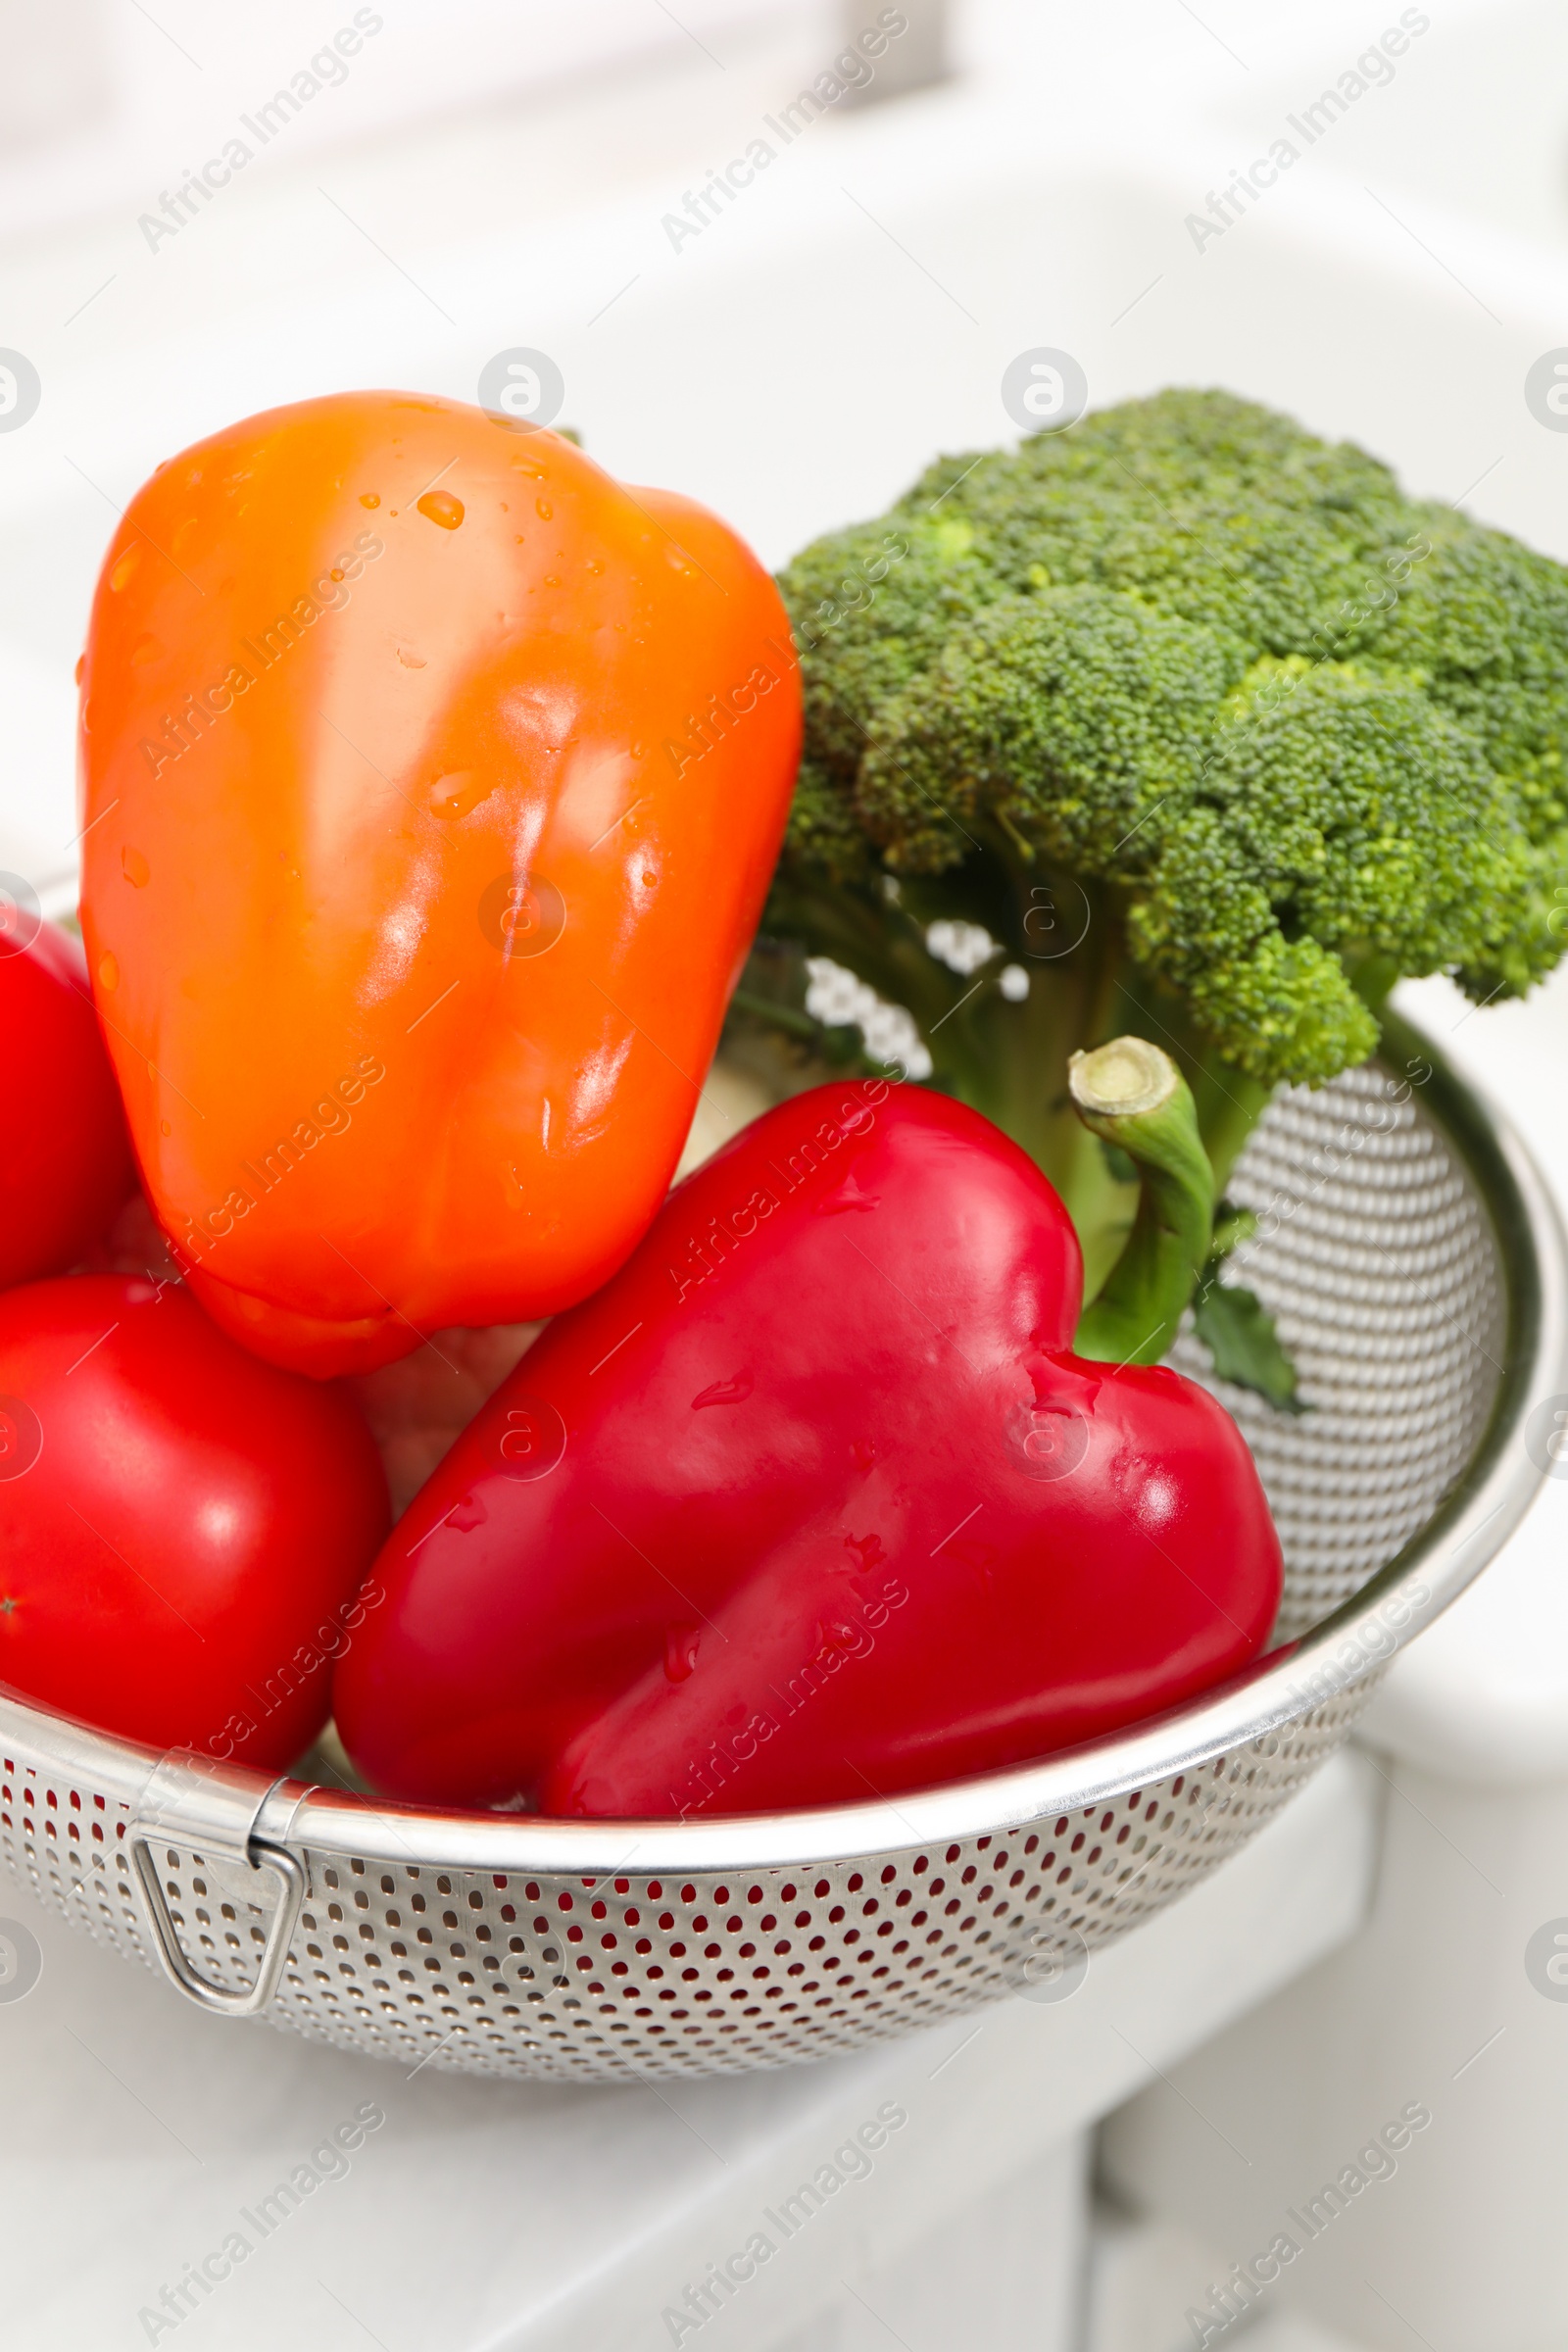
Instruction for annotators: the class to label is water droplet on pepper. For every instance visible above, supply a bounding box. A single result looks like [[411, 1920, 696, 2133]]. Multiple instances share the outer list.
[[819, 1172, 880, 1215], [109, 546, 140, 592], [416, 490, 465, 530], [97, 952, 120, 992], [664, 1626, 701, 1682], [121, 847, 150, 887], [360, 492, 380, 508], [427, 771, 490, 821]]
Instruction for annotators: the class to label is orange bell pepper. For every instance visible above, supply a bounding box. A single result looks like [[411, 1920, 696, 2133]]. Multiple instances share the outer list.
[[77, 392, 801, 1374]]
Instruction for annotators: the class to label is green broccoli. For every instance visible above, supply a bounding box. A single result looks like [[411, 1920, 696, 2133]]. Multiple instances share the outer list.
[[733, 388, 1568, 1365]]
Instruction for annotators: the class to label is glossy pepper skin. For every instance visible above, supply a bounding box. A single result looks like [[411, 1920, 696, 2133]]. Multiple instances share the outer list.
[[335, 1083, 1283, 1816], [0, 919, 135, 1288], [76, 391, 802, 1376]]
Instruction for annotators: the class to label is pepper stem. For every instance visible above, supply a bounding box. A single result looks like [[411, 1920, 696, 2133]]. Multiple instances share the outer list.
[[1068, 1036, 1214, 1366]]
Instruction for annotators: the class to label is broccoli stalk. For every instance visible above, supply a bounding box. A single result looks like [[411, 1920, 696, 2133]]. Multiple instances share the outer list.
[[755, 849, 1268, 1296], [1068, 1036, 1214, 1365], [734, 389, 1568, 1354]]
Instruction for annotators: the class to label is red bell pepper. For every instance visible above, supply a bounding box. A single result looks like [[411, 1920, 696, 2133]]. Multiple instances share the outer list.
[[335, 1080, 1282, 1815]]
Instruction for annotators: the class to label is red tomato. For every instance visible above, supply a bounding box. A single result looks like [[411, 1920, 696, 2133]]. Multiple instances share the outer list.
[[0, 919, 135, 1287], [0, 1276, 388, 1764]]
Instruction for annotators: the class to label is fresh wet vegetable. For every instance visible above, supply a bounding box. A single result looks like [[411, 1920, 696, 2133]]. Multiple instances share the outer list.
[[334, 1080, 1282, 1815], [77, 390, 801, 1376], [744, 387, 1568, 1383], [0, 1275, 388, 1764], [0, 918, 134, 1289]]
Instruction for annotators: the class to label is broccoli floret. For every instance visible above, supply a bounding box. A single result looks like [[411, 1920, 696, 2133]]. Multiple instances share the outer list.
[[740, 388, 1568, 1313]]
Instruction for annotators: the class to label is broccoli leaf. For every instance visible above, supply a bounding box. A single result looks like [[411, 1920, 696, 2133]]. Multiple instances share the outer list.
[[1193, 1272, 1305, 1412]]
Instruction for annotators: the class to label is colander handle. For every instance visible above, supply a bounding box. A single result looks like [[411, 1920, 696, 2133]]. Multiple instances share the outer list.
[[129, 1834, 305, 2019]]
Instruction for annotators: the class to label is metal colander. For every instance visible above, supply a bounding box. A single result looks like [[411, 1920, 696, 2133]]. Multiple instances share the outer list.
[[1, 1023, 1561, 2082]]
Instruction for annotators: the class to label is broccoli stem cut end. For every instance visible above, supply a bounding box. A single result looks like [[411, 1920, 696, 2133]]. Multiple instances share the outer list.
[[1069, 1038, 1215, 1366]]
